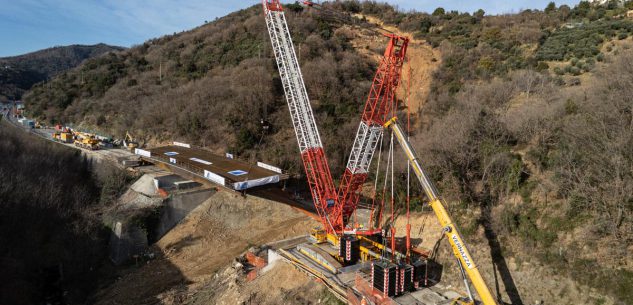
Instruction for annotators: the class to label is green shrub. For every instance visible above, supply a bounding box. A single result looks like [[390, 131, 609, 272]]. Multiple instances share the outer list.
[[536, 20, 633, 61], [554, 66, 565, 75], [536, 61, 550, 71]]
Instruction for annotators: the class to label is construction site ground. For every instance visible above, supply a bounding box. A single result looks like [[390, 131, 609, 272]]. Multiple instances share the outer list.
[[92, 190, 319, 305]]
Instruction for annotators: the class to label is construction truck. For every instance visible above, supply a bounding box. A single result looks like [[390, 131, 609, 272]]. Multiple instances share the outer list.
[[74, 134, 100, 150], [123, 131, 138, 151], [53, 131, 74, 143]]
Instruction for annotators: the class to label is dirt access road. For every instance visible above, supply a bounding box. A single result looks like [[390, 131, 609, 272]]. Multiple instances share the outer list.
[[4, 114, 137, 167]]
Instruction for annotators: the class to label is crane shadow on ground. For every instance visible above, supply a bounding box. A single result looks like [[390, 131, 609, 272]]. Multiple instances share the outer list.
[[481, 206, 524, 305], [245, 185, 317, 214]]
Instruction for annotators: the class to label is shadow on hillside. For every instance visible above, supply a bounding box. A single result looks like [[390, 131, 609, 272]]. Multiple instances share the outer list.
[[0, 202, 188, 305], [247, 184, 317, 214], [0, 122, 192, 305], [481, 206, 524, 305], [89, 249, 192, 305]]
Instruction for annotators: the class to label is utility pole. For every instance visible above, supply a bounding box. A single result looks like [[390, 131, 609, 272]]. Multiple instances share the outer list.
[[159, 60, 163, 82]]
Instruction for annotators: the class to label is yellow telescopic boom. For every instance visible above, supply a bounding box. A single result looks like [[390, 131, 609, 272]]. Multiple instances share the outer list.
[[384, 117, 498, 305]]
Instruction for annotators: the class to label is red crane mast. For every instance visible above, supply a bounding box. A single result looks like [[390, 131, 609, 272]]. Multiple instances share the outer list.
[[262, 0, 408, 233], [334, 34, 408, 229]]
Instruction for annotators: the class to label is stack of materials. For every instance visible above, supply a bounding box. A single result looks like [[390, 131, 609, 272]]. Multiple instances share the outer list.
[[339, 234, 360, 264], [412, 260, 427, 289], [371, 260, 398, 297], [398, 263, 414, 293]]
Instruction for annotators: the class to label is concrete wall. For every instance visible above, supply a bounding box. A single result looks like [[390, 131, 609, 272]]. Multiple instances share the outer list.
[[107, 186, 215, 265], [153, 188, 216, 242], [109, 221, 148, 265]]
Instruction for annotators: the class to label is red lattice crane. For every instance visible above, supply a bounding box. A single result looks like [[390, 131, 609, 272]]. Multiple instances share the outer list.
[[334, 34, 408, 230], [262, 0, 408, 234]]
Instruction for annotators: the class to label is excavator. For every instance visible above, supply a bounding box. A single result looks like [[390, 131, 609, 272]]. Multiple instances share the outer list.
[[123, 131, 139, 151]]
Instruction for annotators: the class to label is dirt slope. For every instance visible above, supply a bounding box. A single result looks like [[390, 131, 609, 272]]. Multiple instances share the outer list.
[[93, 190, 317, 305], [348, 15, 441, 116], [186, 262, 334, 305]]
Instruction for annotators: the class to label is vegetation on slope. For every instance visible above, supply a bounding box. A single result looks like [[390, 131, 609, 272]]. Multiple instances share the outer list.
[[0, 44, 123, 101], [0, 121, 130, 305], [24, 5, 376, 176], [339, 1, 633, 303]]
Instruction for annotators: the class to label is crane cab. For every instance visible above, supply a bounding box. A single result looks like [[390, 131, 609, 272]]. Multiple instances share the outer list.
[[309, 228, 327, 243]]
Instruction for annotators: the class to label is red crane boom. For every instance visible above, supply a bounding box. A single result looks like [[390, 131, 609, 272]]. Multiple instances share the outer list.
[[334, 34, 408, 228]]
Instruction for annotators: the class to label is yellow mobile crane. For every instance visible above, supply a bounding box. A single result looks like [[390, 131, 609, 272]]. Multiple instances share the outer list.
[[384, 117, 498, 305]]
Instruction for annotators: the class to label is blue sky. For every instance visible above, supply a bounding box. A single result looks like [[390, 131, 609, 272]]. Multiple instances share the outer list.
[[0, 0, 580, 57]]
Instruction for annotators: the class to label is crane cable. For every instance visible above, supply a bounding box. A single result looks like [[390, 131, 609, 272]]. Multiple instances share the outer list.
[[369, 133, 384, 229], [389, 130, 396, 261], [379, 133, 395, 260], [242, 124, 269, 194], [405, 54, 412, 260], [377, 132, 392, 230]]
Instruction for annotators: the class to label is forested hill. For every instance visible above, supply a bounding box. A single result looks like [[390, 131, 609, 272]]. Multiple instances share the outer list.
[[0, 44, 124, 101], [24, 3, 378, 177]]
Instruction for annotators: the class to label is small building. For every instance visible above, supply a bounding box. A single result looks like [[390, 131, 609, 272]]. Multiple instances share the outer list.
[[627, 10, 633, 18]]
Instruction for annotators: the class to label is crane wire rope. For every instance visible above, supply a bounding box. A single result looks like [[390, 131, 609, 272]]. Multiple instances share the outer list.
[[241, 125, 269, 195], [389, 130, 396, 261], [369, 133, 384, 229], [378, 132, 392, 231]]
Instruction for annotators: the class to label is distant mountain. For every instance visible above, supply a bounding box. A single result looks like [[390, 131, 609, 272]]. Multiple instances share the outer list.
[[0, 44, 124, 101]]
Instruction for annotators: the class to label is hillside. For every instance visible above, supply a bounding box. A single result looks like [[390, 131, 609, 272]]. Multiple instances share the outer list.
[[0, 44, 124, 101], [0, 120, 131, 305], [22, 1, 633, 304], [355, 1, 633, 304], [24, 4, 378, 177]]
